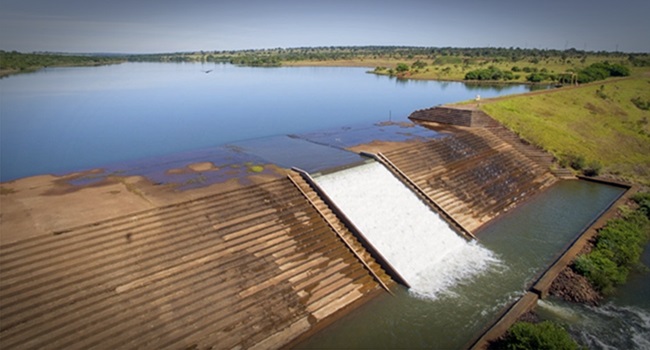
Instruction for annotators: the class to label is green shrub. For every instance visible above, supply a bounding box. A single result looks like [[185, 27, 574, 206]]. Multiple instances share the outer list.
[[395, 63, 410, 73], [582, 160, 602, 176], [497, 321, 579, 350], [574, 249, 627, 295], [631, 97, 650, 111], [464, 66, 511, 81], [632, 192, 650, 218], [574, 211, 650, 295], [526, 73, 545, 82], [609, 64, 630, 76], [576, 62, 631, 83], [411, 60, 427, 69], [560, 153, 586, 170]]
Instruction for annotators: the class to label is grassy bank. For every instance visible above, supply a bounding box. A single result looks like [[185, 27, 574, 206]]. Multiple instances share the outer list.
[[573, 193, 650, 295], [369, 55, 647, 83], [479, 77, 650, 185], [0, 51, 124, 77]]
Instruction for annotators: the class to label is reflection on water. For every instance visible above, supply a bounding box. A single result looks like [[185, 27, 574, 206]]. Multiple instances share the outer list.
[[1, 63, 535, 181]]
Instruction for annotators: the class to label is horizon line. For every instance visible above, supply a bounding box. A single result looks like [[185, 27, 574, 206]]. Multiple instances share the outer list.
[[2, 45, 649, 56]]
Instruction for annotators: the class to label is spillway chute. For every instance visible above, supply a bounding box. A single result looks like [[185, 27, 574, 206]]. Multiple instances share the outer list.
[[314, 161, 500, 299]]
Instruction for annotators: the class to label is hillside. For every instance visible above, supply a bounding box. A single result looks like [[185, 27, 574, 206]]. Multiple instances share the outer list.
[[478, 77, 650, 185]]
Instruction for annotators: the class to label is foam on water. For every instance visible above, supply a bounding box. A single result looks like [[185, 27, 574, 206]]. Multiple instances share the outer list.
[[538, 299, 650, 349], [315, 162, 500, 299]]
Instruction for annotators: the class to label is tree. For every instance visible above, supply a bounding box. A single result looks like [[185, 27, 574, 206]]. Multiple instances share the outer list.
[[411, 60, 427, 69], [395, 63, 409, 72]]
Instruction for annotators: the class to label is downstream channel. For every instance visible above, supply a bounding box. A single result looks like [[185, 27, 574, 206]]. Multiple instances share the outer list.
[[536, 246, 650, 349], [296, 179, 626, 349]]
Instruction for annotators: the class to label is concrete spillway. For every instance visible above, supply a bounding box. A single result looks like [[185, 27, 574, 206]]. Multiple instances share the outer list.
[[315, 162, 500, 299]]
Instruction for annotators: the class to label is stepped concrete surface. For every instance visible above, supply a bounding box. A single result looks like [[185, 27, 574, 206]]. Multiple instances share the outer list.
[[351, 106, 560, 233], [1, 103, 572, 348], [0, 166, 389, 349]]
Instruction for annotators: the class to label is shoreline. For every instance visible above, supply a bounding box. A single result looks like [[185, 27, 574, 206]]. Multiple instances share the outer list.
[[1, 59, 550, 86], [0, 61, 124, 78]]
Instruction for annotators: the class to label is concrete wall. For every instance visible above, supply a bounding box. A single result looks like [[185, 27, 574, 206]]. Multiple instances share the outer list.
[[408, 106, 499, 128], [468, 179, 635, 349], [409, 107, 474, 126]]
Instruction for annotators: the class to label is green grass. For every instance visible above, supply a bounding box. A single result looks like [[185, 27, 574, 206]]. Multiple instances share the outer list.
[[480, 77, 650, 184]]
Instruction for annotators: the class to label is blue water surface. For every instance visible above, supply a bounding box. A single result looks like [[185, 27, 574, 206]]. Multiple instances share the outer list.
[[1, 62, 532, 181]]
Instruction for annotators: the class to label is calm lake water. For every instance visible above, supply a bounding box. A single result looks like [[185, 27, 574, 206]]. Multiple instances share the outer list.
[[1, 62, 534, 181]]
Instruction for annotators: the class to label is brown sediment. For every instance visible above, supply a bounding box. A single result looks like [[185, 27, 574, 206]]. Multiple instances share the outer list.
[[187, 161, 218, 172], [549, 267, 602, 306], [167, 162, 219, 174]]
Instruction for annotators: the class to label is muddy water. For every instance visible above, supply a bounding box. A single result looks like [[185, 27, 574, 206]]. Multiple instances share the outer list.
[[295, 180, 625, 349]]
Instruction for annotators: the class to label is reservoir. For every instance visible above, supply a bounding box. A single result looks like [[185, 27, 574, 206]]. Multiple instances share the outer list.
[[1, 62, 534, 181], [3, 62, 645, 349]]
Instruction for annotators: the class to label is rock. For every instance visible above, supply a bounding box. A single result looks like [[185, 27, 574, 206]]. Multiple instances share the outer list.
[[549, 267, 602, 306]]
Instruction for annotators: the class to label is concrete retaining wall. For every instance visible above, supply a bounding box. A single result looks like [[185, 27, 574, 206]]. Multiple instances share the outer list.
[[467, 179, 635, 349], [531, 180, 635, 297], [408, 106, 499, 127]]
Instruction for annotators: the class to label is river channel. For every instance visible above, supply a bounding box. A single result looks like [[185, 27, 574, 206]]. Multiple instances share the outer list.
[[296, 180, 626, 349]]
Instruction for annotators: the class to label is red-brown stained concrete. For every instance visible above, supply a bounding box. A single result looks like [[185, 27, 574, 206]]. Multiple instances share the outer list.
[[0, 172, 389, 349]]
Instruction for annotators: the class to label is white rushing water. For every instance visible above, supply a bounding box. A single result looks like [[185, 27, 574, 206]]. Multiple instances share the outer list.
[[537, 299, 650, 349], [315, 162, 500, 299]]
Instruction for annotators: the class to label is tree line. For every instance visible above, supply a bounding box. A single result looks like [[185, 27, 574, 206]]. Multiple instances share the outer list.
[[3, 47, 648, 75], [0, 51, 123, 72], [116, 46, 645, 64]]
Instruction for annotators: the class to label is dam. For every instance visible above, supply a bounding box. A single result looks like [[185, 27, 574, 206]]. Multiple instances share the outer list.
[[0, 103, 629, 349], [314, 161, 499, 299]]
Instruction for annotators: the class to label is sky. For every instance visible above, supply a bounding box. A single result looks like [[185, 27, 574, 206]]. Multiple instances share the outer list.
[[1, 0, 649, 53]]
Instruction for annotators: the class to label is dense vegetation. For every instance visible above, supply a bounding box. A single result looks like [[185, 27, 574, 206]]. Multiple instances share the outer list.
[[573, 193, 650, 295], [491, 321, 580, 350], [480, 78, 650, 185], [0, 51, 123, 74], [464, 66, 517, 81], [124, 46, 635, 64], [462, 61, 631, 84], [3, 46, 648, 81]]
